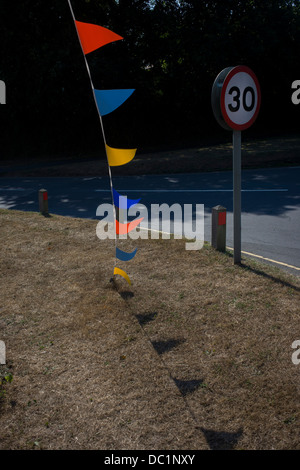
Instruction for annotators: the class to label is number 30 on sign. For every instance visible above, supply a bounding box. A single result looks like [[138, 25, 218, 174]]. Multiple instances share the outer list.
[[211, 65, 261, 131]]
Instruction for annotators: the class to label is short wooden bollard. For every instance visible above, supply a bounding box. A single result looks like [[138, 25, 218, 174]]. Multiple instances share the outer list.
[[0, 340, 5, 365], [39, 189, 48, 216], [211, 205, 226, 252]]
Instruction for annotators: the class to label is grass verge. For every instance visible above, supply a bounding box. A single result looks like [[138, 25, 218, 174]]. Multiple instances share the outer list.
[[0, 209, 299, 450]]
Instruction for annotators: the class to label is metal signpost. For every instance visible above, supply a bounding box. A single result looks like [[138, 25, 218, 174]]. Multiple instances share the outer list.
[[211, 65, 261, 264]]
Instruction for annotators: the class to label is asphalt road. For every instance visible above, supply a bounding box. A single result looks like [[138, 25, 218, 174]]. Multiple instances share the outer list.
[[0, 166, 299, 275]]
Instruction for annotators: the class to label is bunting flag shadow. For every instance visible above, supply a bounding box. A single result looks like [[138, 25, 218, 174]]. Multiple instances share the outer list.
[[200, 427, 243, 450]]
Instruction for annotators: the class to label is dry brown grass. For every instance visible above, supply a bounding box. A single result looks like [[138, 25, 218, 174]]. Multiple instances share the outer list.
[[0, 209, 299, 450]]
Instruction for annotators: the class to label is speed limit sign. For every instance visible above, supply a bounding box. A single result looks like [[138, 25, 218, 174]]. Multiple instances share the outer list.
[[211, 66, 261, 264], [212, 65, 261, 131]]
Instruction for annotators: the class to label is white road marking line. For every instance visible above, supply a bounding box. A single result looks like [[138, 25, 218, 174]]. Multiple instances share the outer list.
[[226, 247, 300, 271], [95, 189, 288, 192], [0, 188, 28, 191]]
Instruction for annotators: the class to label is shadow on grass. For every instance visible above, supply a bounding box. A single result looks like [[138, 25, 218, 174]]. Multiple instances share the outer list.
[[200, 427, 243, 450], [241, 262, 300, 292], [224, 250, 300, 293], [151, 339, 185, 355], [173, 378, 205, 397], [109, 277, 135, 299], [240, 262, 300, 292], [173, 375, 243, 449], [136, 312, 157, 326], [135, 305, 243, 450], [118, 291, 134, 300]]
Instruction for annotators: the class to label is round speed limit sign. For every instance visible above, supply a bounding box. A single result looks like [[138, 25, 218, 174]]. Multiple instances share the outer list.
[[212, 65, 261, 131]]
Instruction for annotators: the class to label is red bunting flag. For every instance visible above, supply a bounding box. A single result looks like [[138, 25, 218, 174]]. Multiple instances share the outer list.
[[75, 20, 123, 55], [115, 218, 144, 235]]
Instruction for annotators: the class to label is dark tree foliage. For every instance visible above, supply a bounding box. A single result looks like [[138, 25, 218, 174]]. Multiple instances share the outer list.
[[0, 0, 299, 160]]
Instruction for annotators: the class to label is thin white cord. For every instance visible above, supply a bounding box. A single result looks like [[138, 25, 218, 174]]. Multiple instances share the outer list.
[[67, 0, 117, 270]]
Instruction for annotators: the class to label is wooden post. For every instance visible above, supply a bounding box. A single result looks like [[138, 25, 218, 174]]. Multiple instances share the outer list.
[[39, 189, 48, 216], [211, 205, 226, 252]]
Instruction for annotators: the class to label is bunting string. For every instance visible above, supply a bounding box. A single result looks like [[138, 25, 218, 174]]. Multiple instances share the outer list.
[[68, 1, 141, 285]]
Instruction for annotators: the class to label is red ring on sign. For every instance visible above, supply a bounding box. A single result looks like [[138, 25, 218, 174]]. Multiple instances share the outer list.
[[220, 65, 261, 131]]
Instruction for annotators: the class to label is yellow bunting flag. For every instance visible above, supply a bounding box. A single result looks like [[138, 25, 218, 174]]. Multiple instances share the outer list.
[[114, 267, 131, 285], [106, 144, 136, 167]]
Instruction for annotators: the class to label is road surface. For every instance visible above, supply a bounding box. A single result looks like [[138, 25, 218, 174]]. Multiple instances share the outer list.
[[0, 166, 299, 275]]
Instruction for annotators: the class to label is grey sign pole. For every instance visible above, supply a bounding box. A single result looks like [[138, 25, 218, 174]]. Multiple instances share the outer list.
[[212, 65, 260, 266], [233, 130, 241, 264]]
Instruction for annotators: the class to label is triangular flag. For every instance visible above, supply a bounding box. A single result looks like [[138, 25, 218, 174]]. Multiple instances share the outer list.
[[116, 218, 144, 235], [75, 20, 123, 55], [94, 89, 135, 116], [116, 247, 138, 262], [113, 188, 140, 210], [106, 144, 136, 167], [114, 267, 131, 285]]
